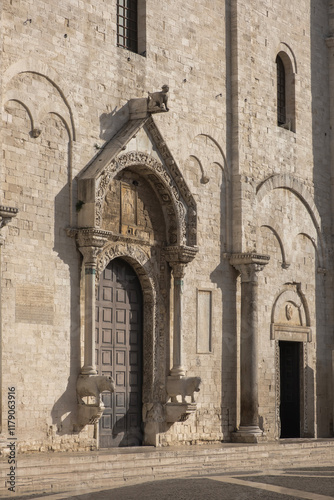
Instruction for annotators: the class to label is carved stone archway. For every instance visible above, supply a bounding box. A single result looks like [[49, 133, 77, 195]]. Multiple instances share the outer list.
[[74, 111, 198, 444]]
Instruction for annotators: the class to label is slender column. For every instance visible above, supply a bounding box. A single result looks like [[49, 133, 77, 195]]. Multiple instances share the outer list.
[[77, 229, 107, 376], [79, 247, 98, 375], [230, 253, 269, 441], [170, 262, 186, 378]]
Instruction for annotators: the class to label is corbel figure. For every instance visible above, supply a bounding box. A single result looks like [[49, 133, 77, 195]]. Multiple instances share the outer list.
[[147, 85, 169, 113], [76, 374, 115, 428]]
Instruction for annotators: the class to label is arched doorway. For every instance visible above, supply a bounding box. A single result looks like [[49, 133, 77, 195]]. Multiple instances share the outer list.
[[96, 258, 143, 447]]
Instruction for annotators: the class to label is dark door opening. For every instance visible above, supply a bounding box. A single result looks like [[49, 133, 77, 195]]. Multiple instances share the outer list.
[[96, 258, 143, 447], [279, 341, 301, 438]]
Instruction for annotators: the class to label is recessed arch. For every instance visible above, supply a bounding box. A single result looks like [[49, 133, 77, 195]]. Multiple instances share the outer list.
[[261, 224, 289, 268], [2, 60, 76, 140], [256, 174, 325, 269]]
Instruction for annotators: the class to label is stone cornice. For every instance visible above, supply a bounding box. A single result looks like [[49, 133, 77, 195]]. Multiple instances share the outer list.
[[0, 205, 18, 229], [229, 253, 270, 267]]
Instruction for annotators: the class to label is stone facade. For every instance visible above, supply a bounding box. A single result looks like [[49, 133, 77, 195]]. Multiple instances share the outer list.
[[0, 0, 333, 452]]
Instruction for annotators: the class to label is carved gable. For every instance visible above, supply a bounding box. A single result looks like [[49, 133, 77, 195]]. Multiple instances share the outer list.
[[77, 115, 197, 248]]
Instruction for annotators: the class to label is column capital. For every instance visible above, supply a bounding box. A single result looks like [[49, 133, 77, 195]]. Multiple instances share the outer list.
[[165, 245, 198, 265], [75, 228, 108, 266], [230, 253, 269, 282], [169, 261, 187, 279]]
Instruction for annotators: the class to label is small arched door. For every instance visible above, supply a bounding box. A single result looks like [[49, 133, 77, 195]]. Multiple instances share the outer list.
[[96, 258, 143, 447]]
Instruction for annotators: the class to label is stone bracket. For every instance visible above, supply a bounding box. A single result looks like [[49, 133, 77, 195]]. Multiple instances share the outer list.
[[165, 403, 197, 423], [77, 404, 104, 428]]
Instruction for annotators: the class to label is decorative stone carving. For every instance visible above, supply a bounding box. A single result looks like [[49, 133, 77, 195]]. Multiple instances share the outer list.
[[166, 376, 201, 404], [230, 253, 270, 282], [0, 205, 18, 230], [77, 404, 104, 428], [95, 152, 189, 246], [76, 375, 115, 428], [77, 374, 115, 406], [147, 85, 169, 113]]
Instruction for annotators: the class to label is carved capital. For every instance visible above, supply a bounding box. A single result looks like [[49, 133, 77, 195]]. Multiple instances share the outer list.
[[76, 228, 108, 265], [165, 245, 198, 265], [169, 261, 187, 279], [230, 253, 269, 283]]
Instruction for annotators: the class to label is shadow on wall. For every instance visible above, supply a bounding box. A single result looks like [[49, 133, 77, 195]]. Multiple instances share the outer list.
[[51, 181, 82, 435], [99, 103, 130, 142], [310, 0, 333, 437], [210, 258, 238, 440]]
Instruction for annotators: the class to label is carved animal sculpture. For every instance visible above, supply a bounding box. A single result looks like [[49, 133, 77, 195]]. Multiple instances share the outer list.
[[147, 84, 169, 112], [77, 375, 115, 406], [166, 376, 201, 404]]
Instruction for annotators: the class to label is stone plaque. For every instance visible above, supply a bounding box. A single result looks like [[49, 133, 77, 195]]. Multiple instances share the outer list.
[[15, 285, 54, 325]]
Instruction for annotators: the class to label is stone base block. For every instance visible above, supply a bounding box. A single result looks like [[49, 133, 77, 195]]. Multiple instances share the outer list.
[[231, 425, 267, 443]]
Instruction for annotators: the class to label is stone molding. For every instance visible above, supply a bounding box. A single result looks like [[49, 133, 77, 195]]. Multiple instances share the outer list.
[[271, 324, 312, 342]]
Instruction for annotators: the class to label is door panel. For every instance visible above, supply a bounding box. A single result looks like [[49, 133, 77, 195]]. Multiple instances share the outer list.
[[96, 258, 143, 447]]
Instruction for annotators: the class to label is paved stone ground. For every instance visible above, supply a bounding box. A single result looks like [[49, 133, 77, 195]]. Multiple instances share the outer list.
[[11, 466, 334, 500]]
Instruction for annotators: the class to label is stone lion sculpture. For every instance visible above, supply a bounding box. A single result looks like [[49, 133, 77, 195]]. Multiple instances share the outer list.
[[147, 84, 169, 112], [77, 374, 115, 406], [166, 376, 201, 404]]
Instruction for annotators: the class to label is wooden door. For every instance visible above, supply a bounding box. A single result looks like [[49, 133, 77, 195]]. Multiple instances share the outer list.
[[96, 258, 143, 447], [279, 341, 301, 438]]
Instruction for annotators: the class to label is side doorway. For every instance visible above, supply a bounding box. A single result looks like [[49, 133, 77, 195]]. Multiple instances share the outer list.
[[96, 258, 143, 447], [279, 341, 301, 438]]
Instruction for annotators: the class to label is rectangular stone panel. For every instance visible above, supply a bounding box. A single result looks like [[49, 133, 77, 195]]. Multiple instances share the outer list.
[[15, 285, 54, 325], [197, 290, 212, 353]]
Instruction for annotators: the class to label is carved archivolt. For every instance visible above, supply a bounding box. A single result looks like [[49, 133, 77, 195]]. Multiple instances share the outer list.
[[95, 241, 160, 404], [95, 151, 195, 247]]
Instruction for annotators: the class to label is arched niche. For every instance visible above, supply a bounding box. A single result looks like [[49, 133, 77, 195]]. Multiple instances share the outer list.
[[271, 285, 312, 342]]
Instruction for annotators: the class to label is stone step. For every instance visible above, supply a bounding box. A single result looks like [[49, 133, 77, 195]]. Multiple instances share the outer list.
[[1, 440, 334, 497]]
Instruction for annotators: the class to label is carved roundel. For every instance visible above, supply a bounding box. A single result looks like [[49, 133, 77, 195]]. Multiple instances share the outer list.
[[95, 151, 196, 246]]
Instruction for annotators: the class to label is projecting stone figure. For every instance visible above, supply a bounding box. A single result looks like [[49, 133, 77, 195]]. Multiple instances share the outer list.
[[77, 375, 115, 406], [147, 85, 169, 112], [167, 376, 201, 404]]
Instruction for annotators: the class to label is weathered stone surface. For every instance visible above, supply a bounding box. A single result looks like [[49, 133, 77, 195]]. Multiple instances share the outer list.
[[0, 0, 333, 453]]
